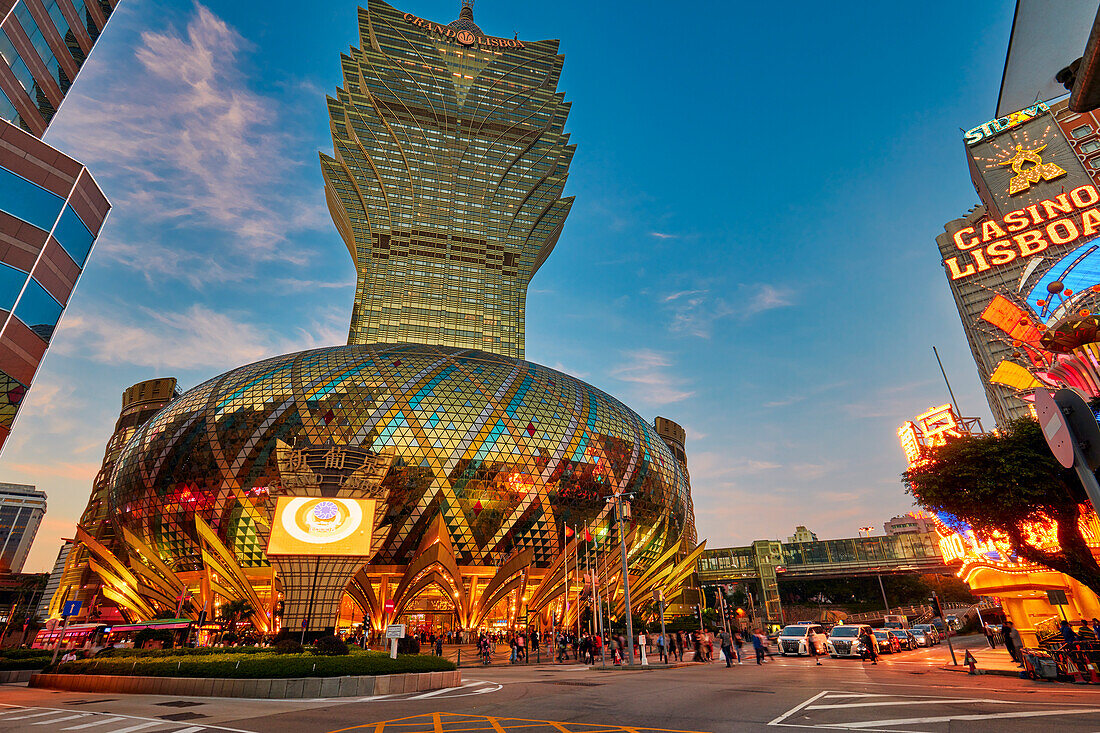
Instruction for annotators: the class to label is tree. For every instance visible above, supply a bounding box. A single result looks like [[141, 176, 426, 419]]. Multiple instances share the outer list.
[[219, 598, 254, 626], [903, 417, 1100, 598]]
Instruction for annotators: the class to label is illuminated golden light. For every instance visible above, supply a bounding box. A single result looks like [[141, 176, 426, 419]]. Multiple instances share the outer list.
[[999, 143, 1067, 194]]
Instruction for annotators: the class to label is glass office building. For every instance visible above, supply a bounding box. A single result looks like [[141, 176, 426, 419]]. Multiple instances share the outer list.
[[0, 481, 46, 572], [0, 0, 116, 451], [321, 0, 575, 358]]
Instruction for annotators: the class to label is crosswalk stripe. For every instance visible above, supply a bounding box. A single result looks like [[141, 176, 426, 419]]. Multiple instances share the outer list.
[[4, 711, 61, 720], [808, 698, 1011, 710], [99, 722, 163, 733], [31, 714, 89, 725], [165, 728, 205, 733], [62, 717, 128, 730], [842, 708, 1100, 728]]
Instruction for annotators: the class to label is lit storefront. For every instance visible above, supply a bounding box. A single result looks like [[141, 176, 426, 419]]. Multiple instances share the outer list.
[[934, 514, 1100, 644]]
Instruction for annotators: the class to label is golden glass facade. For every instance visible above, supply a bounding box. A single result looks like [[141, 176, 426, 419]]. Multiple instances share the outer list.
[[321, 0, 574, 358]]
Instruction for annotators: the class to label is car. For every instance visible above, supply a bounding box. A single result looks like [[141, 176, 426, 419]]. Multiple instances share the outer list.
[[945, 615, 960, 630], [827, 624, 874, 658], [872, 629, 900, 654], [887, 629, 912, 651], [777, 624, 828, 656], [912, 624, 939, 645], [909, 627, 933, 647], [883, 614, 909, 629]]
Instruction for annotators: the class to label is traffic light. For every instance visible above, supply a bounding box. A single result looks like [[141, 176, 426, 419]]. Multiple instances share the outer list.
[[929, 593, 944, 619]]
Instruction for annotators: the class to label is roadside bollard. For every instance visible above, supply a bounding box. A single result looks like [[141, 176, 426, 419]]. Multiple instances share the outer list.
[[963, 649, 978, 675]]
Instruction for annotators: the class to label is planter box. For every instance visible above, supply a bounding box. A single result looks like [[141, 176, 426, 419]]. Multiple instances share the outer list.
[[29, 669, 459, 699]]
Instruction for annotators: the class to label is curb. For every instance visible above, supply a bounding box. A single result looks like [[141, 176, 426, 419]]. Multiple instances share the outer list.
[[940, 665, 1020, 678], [29, 669, 461, 699], [0, 669, 38, 684]]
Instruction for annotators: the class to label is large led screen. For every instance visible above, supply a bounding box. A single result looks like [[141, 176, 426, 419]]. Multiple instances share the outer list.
[[266, 497, 375, 556]]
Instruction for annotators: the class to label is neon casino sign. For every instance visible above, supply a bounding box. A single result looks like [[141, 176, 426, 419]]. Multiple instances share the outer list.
[[943, 184, 1100, 280], [964, 101, 1051, 146]]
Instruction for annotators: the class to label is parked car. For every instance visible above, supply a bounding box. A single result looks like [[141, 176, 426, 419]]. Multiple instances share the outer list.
[[872, 629, 900, 654], [827, 625, 874, 658], [887, 629, 913, 651], [777, 624, 828, 656], [912, 624, 939, 644]]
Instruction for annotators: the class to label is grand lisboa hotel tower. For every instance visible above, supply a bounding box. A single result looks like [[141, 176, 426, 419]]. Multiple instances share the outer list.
[[57, 0, 701, 636]]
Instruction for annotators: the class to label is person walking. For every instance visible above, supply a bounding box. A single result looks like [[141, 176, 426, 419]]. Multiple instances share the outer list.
[[751, 629, 766, 665], [1092, 618, 1100, 640], [809, 627, 826, 666], [733, 629, 744, 664], [859, 628, 877, 665], [719, 628, 733, 668], [984, 624, 996, 649], [657, 632, 666, 664], [1004, 621, 1023, 665]]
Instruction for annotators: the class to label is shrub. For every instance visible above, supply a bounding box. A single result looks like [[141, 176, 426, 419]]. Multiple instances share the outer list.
[[313, 636, 349, 656], [0, 654, 51, 671], [48, 650, 454, 678], [274, 639, 304, 654]]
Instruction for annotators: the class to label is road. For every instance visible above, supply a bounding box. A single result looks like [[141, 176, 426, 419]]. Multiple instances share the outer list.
[[1, 637, 1098, 732]]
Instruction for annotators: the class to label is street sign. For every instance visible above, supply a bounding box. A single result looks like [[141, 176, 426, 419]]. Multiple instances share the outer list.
[[1047, 589, 1069, 606], [1036, 389, 1074, 468], [62, 600, 81, 617], [385, 624, 406, 639], [384, 600, 395, 613], [1054, 388, 1100, 470]]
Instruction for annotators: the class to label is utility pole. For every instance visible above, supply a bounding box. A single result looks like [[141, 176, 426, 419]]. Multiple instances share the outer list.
[[608, 492, 635, 665], [877, 575, 890, 615]]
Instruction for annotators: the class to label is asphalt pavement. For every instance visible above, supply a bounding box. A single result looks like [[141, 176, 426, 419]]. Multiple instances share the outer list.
[[1, 635, 1098, 733]]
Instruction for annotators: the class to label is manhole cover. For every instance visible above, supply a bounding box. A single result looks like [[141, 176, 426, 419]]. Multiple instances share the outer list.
[[156, 701, 205, 708], [159, 712, 208, 721], [66, 699, 118, 705]]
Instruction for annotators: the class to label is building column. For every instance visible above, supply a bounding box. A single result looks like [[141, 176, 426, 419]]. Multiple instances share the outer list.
[[271, 556, 365, 635], [1002, 596, 1036, 646]]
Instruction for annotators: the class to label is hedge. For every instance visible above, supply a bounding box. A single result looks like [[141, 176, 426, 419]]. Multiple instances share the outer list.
[[0, 656, 51, 671], [47, 650, 455, 678]]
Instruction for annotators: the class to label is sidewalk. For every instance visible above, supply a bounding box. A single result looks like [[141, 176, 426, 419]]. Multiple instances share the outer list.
[[940, 643, 1022, 677]]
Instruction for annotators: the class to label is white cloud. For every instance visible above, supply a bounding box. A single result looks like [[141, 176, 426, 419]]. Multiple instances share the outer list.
[[48, 3, 328, 276], [55, 304, 346, 371], [609, 349, 694, 405], [650, 232, 678, 239], [744, 283, 795, 315]]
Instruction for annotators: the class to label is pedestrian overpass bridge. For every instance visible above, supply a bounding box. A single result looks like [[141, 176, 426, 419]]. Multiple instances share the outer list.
[[695, 532, 948, 623]]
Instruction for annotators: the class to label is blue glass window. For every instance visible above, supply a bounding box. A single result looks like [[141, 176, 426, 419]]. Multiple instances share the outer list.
[[53, 205, 93, 266], [14, 5, 54, 67], [0, 88, 18, 125], [13, 276, 62, 341], [48, 0, 83, 67], [0, 32, 36, 97], [0, 165, 63, 232], [0, 262, 28, 312]]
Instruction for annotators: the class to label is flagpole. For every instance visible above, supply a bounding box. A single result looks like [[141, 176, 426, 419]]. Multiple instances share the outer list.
[[574, 524, 581, 642], [594, 524, 607, 666]]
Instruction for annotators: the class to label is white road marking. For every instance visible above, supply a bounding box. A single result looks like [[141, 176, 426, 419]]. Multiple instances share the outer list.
[[842, 708, 1100, 728], [0, 704, 257, 733], [100, 722, 163, 733], [768, 690, 830, 727], [31, 714, 89, 725], [166, 728, 205, 733], [806, 698, 1011, 710], [62, 719, 129, 730], [3, 711, 62, 720]]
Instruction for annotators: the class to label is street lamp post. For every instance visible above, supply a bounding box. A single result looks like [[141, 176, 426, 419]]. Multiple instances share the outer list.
[[608, 492, 635, 666]]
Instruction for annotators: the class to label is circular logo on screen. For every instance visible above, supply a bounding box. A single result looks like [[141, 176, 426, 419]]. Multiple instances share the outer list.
[[280, 497, 363, 545], [456, 30, 476, 46]]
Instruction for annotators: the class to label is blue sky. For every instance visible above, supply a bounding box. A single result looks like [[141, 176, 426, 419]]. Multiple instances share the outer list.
[[7, 0, 1019, 571]]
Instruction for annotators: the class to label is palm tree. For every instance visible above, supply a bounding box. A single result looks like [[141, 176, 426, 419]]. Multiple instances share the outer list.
[[219, 599, 254, 627]]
